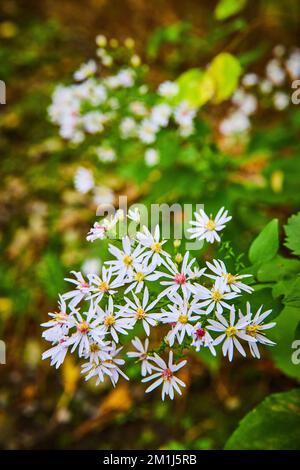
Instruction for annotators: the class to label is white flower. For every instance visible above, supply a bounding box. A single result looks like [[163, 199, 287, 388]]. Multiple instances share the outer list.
[[179, 122, 194, 137], [122, 288, 159, 336], [127, 337, 154, 376], [82, 111, 107, 133], [195, 277, 239, 314], [259, 79, 273, 94], [286, 49, 300, 79], [161, 292, 204, 346], [127, 207, 141, 223], [97, 296, 133, 343], [82, 258, 101, 276], [242, 73, 258, 87], [232, 90, 257, 115], [41, 296, 70, 343], [62, 271, 92, 308], [188, 207, 232, 243], [207, 307, 256, 361], [74, 167, 94, 194], [86, 221, 107, 242], [42, 336, 69, 369], [106, 343, 129, 386], [95, 146, 116, 163], [124, 263, 156, 294], [157, 81, 179, 98], [205, 259, 253, 294], [93, 185, 115, 206], [144, 148, 159, 167], [66, 305, 105, 357], [129, 101, 147, 116], [174, 101, 196, 127], [273, 91, 289, 110], [85, 339, 112, 364], [106, 236, 145, 281], [138, 119, 159, 144], [81, 360, 114, 385], [219, 110, 250, 136], [191, 323, 216, 355], [88, 266, 122, 304], [116, 68, 135, 88], [242, 303, 276, 358], [142, 351, 186, 400], [150, 104, 172, 127], [136, 225, 169, 267], [150, 252, 203, 299], [74, 60, 97, 81], [120, 117, 137, 138], [266, 58, 286, 86]]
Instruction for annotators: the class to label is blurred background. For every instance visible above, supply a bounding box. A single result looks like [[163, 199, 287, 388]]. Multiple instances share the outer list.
[[0, 0, 300, 450]]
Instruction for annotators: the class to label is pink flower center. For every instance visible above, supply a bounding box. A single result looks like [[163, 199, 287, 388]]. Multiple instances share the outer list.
[[80, 282, 90, 290], [174, 273, 186, 284], [195, 328, 206, 339], [162, 368, 173, 381]]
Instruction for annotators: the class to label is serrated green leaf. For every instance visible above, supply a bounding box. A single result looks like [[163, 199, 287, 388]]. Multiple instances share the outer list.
[[225, 389, 300, 450], [285, 212, 300, 256], [249, 219, 279, 265]]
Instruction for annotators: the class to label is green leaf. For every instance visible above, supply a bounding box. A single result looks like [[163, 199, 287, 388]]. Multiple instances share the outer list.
[[284, 277, 300, 309], [257, 255, 300, 283], [215, 0, 247, 21], [285, 212, 300, 256], [204, 52, 242, 103], [269, 306, 300, 381], [225, 389, 300, 450], [174, 68, 214, 107], [249, 219, 279, 265]]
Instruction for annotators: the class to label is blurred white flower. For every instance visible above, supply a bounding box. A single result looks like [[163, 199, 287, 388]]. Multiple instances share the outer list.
[[74, 167, 94, 194], [286, 49, 300, 79], [144, 148, 159, 166], [151, 104, 172, 127], [158, 81, 179, 98], [273, 91, 289, 110], [266, 58, 286, 86], [95, 146, 116, 163], [138, 119, 158, 144], [93, 185, 114, 206], [242, 73, 258, 87], [82, 258, 102, 276], [74, 60, 97, 81]]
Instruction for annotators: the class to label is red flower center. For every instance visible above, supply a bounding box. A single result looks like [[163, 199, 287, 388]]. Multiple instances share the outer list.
[[162, 368, 173, 381], [174, 273, 186, 284], [195, 328, 205, 339]]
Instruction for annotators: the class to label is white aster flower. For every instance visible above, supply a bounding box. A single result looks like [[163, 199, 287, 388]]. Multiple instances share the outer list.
[[120, 117, 137, 138], [136, 225, 169, 267], [232, 89, 257, 115], [62, 271, 92, 308], [106, 343, 130, 386], [122, 287, 159, 336], [286, 49, 300, 79], [41, 296, 70, 343], [95, 146, 116, 163], [242, 73, 258, 87], [74, 60, 97, 81], [97, 296, 133, 343], [84, 339, 112, 364], [144, 148, 159, 167], [127, 337, 154, 376], [150, 104, 172, 127], [129, 101, 147, 116], [106, 236, 145, 281], [81, 360, 114, 385], [88, 266, 122, 304], [219, 110, 250, 136], [161, 291, 204, 346], [42, 336, 69, 369], [188, 207, 232, 244], [242, 303, 276, 358], [259, 79, 273, 94], [207, 307, 256, 361], [142, 351, 186, 400], [86, 221, 107, 242], [174, 101, 196, 127], [266, 58, 286, 86], [127, 207, 141, 223], [82, 111, 107, 134], [194, 277, 239, 314], [157, 81, 179, 98], [74, 167, 94, 194], [273, 91, 289, 110], [124, 263, 156, 294], [205, 259, 253, 294], [191, 323, 216, 355], [138, 119, 159, 144]]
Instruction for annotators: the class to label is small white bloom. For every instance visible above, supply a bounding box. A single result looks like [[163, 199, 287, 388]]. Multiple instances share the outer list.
[[106, 236, 145, 281], [82, 111, 107, 133], [82, 258, 101, 276], [127, 207, 141, 223], [120, 117, 137, 138], [144, 148, 159, 167], [219, 110, 250, 136], [136, 225, 169, 267], [74, 60, 97, 81], [266, 58, 286, 86], [142, 351, 186, 400], [259, 79, 273, 94], [188, 207, 232, 243], [174, 101, 196, 127], [207, 307, 256, 361], [97, 296, 133, 343], [42, 336, 69, 369], [138, 119, 159, 144], [122, 287, 159, 336], [127, 337, 153, 376], [242, 303, 276, 358], [286, 49, 300, 79], [86, 221, 107, 242], [191, 323, 216, 355], [150, 104, 172, 127], [232, 90, 257, 115], [88, 266, 122, 304], [95, 146, 116, 163], [194, 277, 239, 314], [74, 167, 94, 194], [273, 91, 289, 110], [62, 271, 92, 308], [41, 296, 70, 343], [205, 259, 253, 294], [158, 81, 179, 98], [242, 73, 258, 87]]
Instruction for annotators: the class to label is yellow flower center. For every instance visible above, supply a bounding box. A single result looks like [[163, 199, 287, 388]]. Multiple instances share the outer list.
[[136, 307, 145, 319], [211, 290, 223, 302], [226, 326, 237, 337], [104, 314, 115, 326], [178, 314, 188, 324], [134, 271, 145, 282], [123, 255, 133, 266], [90, 343, 100, 353], [151, 242, 162, 253], [246, 324, 259, 337], [99, 281, 109, 292], [54, 312, 67, 323], [225, 273, 236, 285], [205, 219, 216, 231], [77, 321, 89, 334]]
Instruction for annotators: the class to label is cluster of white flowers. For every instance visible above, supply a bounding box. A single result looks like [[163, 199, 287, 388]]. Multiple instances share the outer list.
[[42, 206, 276, 400], [219, 45, 300, 137]]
